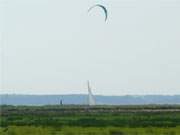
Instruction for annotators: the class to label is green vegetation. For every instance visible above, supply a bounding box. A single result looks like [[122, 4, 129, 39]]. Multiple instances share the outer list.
[[1, 105, 180, 134], [1, 126, 180, 135]]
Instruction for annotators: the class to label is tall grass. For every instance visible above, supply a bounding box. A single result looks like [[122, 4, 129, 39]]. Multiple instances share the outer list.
[[1, 105, 180, 134], [1, 126, 180, 135]]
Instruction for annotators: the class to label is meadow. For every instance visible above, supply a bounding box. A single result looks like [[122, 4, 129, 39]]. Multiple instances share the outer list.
[[1, 105, 180, 135]]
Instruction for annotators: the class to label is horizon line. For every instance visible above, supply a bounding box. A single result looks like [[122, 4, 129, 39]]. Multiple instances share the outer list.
[[0, 93, 180, 96]]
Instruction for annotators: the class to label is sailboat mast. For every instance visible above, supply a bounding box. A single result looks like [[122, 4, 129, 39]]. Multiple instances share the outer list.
[[87, 80, 96, 106]]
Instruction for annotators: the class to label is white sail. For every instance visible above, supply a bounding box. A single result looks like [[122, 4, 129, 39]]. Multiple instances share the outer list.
[[87, 81, 96, 106]]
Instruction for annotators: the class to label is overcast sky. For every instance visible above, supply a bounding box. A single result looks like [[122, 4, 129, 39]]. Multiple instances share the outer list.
[[0, 0, 180, 95]]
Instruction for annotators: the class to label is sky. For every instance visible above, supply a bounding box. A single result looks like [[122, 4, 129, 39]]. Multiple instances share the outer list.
[[0, 0, 180, 95]]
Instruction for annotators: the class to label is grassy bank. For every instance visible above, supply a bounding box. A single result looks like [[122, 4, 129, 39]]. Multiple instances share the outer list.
[[1, 105, 180, 134], [1, 105, 180, 127], [1, 126, 180, 135]]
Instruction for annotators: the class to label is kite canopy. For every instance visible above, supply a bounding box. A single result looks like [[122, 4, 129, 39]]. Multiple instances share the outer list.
[[88, 4, 108, 22]]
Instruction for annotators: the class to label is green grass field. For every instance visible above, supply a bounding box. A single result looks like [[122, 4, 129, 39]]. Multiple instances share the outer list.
[[1, 105, 180, 135], [1, 126, 180, 135]]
